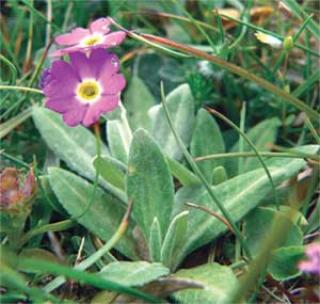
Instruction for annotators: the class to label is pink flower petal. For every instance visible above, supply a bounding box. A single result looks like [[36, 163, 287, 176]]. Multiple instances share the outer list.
[[101, 74, 126, 95], [50, 60, 80, 82], [89, 17, 111, 34], [46, 96, 78, 113], [82, 95, 119, 126], [63, 103, 88, 127], [55, 28, 90, 46], [43, 61, 79, 98], [89, 48, 120, 79], [69, 52, 93, 80], [50, 45, 84, 57], [101, 31, 126, 48]]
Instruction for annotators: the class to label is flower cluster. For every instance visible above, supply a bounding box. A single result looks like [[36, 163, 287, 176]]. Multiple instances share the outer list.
[[41, 18, 126, 127]]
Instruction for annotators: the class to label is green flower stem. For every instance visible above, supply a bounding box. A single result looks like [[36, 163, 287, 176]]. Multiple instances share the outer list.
[[206, 107, 279, 209], [0, 85, 43, 95], [140, 34, 319, 121], [160, 82, 252, 260], [194, 151, 320, 162], [44, 200, 133, 293]]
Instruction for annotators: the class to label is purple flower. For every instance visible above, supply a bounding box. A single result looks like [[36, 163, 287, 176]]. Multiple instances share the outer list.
[[52, 17, 126, 57], [43, 48, 125, 127], [298, 243, 320, 275]]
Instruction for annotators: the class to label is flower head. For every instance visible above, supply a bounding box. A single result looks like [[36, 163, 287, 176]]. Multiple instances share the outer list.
[[43, 48, 125, 127], [0, 167, 36, 210], [298, 243, 320, 275], [254, 31, 282, 48], [52, 17, 126, 57]]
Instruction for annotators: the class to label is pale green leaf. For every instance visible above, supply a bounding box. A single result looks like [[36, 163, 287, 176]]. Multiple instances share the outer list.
[[93, 156, 125, 190], [161, 211, 189, 270], [173, 263, 238, 304], [174, 145, 318, 265], [106, 103, 132, 164], [191, 109, 225, 182], [149, 84, 195, 160], [48, 167, 137, 259], [32, 107, 126, 202], [166, 157, 200, 186], [123, 76, 156, 131], [127, 129, 175, 241], [99, 261, 169, 286], [268, 246, 304, 281], [149, 217, 162, 262]]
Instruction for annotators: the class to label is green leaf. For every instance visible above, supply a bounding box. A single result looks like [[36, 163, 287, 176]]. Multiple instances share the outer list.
[[212, 166, 228, 185], [99, 261, 169, 287], [123, 76, 156, 131], [174, 145, 318, 265], [106, 103, 132, 164], [48, 167, 137, 259], [191, 109, 225, 182], [173, 263, 238, 304], [93, 156, 125, 190], [149, 84, 195, 160], [149, 218, 162, 262], [161, 211, 189, 270], [127, 129, 175, 241], [228, 117, 281, 175], [32, 107, 125, 202], [0, 107, 32, 139], [268, 246, 304, 281], [39, 175, 66, 215], [166, 157, 200, 186], [244, 207, 303, 255]]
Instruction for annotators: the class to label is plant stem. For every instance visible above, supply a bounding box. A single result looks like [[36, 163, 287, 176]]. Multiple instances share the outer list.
[[194, 151, 320, 162], [0, 85, 43, 94]]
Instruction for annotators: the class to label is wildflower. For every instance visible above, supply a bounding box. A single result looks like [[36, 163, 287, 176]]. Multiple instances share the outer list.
[[298, 243, 320, 275], [0, 167, 36, 210], [254, 31, 282, 48], [43, 48, 125, 127], [52, 17, 126, 57]]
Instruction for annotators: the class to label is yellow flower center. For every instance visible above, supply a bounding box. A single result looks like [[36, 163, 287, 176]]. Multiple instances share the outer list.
[[82, 34, 103, 46], [76, 80, 100, 102]]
